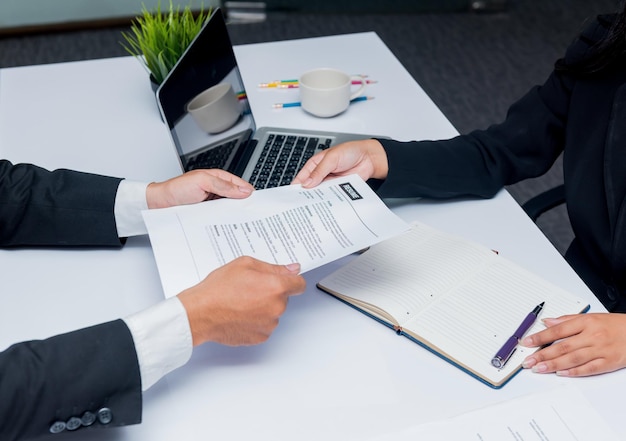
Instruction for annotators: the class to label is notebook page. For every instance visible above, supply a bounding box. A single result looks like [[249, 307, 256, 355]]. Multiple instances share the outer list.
[[410, 258, 586, 382], [318, 223, 496, 323]]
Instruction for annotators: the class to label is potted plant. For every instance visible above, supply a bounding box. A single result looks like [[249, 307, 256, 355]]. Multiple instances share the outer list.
[[121, 1, 211, 87]]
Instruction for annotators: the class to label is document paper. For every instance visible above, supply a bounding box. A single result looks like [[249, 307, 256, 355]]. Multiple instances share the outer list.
[[142, 175, 409, 298], [370, 385, 620, 441]]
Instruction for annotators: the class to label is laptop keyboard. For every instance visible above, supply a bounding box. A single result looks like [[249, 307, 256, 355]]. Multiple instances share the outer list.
[[250, 134, 332, 189], [186, 139, 239, 170], [185, 133, 332, 189]]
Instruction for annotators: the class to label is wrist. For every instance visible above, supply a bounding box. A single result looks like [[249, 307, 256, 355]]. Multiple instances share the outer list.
[[369, 139, 389, 180], [177, 285, 214, 347], [146, 182, 169, 209]]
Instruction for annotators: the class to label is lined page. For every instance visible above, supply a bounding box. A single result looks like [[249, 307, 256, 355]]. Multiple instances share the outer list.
[[318, 223, 496, 322], [410, 256, 587, 383]]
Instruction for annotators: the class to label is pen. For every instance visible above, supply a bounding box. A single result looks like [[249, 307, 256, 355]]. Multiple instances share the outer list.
[[491, 302, 544, 369]]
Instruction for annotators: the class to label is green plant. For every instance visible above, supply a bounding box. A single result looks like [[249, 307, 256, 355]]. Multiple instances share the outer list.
[[121, 1, 211, 85]]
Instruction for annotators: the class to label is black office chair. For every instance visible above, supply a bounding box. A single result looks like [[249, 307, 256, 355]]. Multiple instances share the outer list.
[[521, 184, 565, 222]]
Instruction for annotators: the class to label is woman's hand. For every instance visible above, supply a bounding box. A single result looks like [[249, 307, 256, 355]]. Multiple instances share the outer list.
[[521, 313, 626, 376], [292, 139, 388, 188]]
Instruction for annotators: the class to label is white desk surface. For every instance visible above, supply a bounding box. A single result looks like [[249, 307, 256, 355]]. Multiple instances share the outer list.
[[1, 32, 623, 440]]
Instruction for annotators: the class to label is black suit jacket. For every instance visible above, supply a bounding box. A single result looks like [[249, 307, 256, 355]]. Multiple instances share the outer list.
[[0, 161, 143, 440], [0, 161, 124, 247], [376, 14, 626, 311]]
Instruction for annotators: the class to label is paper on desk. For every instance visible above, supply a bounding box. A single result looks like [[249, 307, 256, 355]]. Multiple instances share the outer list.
[[142, 175, 409, 298], [369, 385, 619, 441]]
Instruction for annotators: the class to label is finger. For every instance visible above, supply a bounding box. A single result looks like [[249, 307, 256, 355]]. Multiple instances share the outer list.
[[303, 154, 347, 188], [200, 172, 253, 199], [522, 329, 599, 370], [292, 152, 326, 186], [204, 169, 252, 188], [283, 262, 301, 273], [555, 358, 614, 377], [521, 317, 585, 347], [524, 346, 604, 376], [246, 257, 300, 274], [542, 314, 579, 327], [268, 261, 306, 295], [242, 257, 306, 293]]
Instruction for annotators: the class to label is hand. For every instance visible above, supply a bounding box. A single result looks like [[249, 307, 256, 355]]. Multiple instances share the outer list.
[[177, 256, 306, 347], [520, 313, 626, 376], [146, 169, 254, 209], [292, 139, 389, 188]]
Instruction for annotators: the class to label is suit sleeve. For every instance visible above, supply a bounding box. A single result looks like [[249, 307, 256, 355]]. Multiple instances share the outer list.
[[0, 319, 142, 440], [374, 16, 613, 200], [375, 71, 572, 199], [0, 161, 124, 247]]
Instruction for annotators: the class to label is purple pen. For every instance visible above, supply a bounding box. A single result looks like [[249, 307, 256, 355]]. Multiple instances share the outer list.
[[491, 302, 545, 369]]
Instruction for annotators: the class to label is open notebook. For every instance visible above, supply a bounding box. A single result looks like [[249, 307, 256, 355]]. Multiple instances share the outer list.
[[317, 221, 590, 388]]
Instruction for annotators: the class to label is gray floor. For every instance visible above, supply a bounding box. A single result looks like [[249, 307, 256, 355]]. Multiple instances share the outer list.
[[0, 0, 619, 253]]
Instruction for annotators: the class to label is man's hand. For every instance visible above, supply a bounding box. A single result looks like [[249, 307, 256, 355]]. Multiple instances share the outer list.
[[146, 169, 254, 209], [292, 139, 389, 188], [521, 313, 626, 376], [177, 256, 306, 347]]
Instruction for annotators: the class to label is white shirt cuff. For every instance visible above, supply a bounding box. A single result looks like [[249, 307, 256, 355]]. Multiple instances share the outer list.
[[123, 297, 193, 391], [114, 180, 149, 237]]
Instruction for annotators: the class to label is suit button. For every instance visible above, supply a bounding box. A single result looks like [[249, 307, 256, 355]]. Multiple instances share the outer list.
[[81, 411, 96, 426], [97, 407, 113, 425], [49, 421, 66, 434], [66, 417, 82, 431]]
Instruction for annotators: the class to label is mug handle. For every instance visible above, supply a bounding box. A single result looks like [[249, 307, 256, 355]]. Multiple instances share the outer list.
[[349, 75, 367, 100]]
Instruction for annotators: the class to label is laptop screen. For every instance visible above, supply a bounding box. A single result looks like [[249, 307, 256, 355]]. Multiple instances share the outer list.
[[156, 8, 256, 172]]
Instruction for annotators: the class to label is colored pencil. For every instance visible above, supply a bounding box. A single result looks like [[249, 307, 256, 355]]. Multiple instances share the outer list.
[[259, 76, 373, 88], [273, 95, 374, 109], [272, 80, 377, 89], [258, 79, 298, 88]]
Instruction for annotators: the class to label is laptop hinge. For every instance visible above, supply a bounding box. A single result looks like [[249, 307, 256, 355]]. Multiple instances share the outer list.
[[223, 2, 267, 23]]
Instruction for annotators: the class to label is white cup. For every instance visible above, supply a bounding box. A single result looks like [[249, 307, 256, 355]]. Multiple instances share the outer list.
[[298, 68, 367, 117], [186, 83, 241, 133]]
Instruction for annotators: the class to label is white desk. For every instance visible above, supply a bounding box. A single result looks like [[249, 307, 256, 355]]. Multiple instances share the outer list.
[[1, 32, 623, 440]]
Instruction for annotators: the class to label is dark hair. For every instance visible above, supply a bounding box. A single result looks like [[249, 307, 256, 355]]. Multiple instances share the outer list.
[[556, 2, 626, 75]]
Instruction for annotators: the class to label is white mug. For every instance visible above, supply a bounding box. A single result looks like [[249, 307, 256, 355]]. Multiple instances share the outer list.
[[186, 83, 241, 133], [298, 68, 367, 117]]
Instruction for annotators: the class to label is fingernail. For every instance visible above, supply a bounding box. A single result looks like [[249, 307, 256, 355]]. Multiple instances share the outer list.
[[520, 337, 532, 346], [285, 262, 301, 272], [239, 186, 253, 194], [522, 357, 536, 369], [556, 370, 570, 377], [302, 178, 313, 187], [532, 363, 548, 373]]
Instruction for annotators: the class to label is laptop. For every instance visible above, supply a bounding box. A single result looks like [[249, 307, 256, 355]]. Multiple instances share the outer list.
[[155, 7, 374, 189]]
